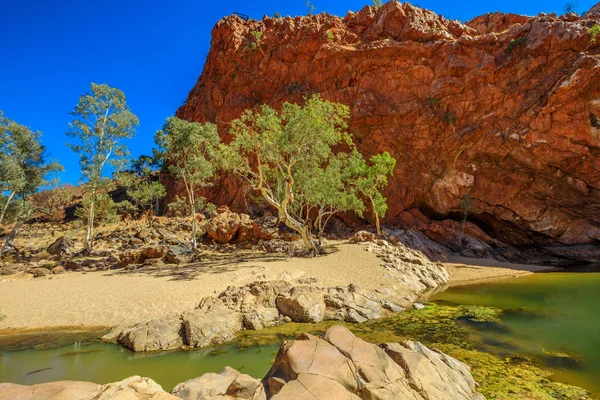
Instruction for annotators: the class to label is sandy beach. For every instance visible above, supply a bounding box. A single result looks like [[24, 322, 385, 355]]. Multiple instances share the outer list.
[[0, 243, 556, 331], [0, 243, 390, 331]]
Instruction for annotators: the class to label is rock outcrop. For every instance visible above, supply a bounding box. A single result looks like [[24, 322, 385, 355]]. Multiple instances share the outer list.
[[104, 240, 448, 352], [174, 1, 600, 256], [173, 325, 485, 400], [0, 327, 484, 399]]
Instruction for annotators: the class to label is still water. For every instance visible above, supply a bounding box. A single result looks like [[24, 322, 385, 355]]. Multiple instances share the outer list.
[[0, 341, 279, 392], [431, 272, 600, 396], [1, 272, 599, 396]]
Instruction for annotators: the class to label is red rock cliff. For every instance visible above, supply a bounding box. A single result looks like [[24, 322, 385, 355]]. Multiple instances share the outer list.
[[175, 1, 600, 248]]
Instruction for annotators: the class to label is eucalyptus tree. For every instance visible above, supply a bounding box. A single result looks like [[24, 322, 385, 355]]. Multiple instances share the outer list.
[[0, 111, 62, 252], [355, 152, 396, 236], [67, 83, 138, 253], [116, 154, 165, 226], [0, 111, 62, 227], [293, 150, 364, 244], [222, 95, 354, 255], [155, 117, 220, 249]]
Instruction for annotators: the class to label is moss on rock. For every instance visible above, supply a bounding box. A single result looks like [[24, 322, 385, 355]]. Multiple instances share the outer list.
[[233, 303, 590, 399]]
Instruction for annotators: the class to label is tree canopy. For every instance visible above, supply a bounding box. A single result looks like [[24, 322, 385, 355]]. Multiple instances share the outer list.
[[155, 116, 220, 249], [67, 83, 138, 252]]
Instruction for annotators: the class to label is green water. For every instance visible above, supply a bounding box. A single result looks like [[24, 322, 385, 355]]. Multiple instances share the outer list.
[[431, 272, 600, 396], [1, 272, 599, 397], [0, 341, 279, 391]]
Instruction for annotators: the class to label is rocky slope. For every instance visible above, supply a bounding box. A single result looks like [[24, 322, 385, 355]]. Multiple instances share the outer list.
[[175, 1, 600, 260], [0, 326, 484, 399]]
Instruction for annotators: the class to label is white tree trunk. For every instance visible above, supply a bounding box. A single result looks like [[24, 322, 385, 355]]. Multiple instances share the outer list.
[[84, 192, 96, 254], [0, 191, 16, 226]]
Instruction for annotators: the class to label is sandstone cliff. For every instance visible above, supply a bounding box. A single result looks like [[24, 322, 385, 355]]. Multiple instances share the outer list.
[[175, 2, 600, 258]]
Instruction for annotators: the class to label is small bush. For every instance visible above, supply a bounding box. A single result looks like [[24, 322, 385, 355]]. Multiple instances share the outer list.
[[505, 37, 527, 54], [325, 30, 335, 42]]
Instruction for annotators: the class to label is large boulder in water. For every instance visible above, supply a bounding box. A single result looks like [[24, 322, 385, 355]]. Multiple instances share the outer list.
[[180, 325, 485, 399]]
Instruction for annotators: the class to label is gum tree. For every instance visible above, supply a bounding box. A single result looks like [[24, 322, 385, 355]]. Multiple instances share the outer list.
[[222, 95, 352, 255], [355, 152, 396, 236], [0, 111, 62, 226], [117, 155, 165, 226], [294, 150, 365, 244], [67, 83, 138, 253], [155, 117, 220, 249], [0, 112, 62, 252]]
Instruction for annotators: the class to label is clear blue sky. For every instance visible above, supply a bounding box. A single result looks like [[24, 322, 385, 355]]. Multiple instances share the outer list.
[[1, 0, 596, 185]]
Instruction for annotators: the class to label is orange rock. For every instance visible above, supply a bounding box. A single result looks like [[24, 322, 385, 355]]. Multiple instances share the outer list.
[[173, 1, 600, 247]]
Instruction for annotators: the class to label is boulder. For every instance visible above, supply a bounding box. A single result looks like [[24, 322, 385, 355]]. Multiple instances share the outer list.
[[172, 366, 265, 400], [0, 381, 100, 400], [164, 244, 192, 264], [29, 267, 50, 278], [89, 376, 178, 399], [383, 340, 485, 400], [276, 287, 326, 323], [348, 231, 377, 243], [207, 207, 241, 243], [46, 236, 73, 256], [183, 305, 243, 348], [243, 307, 283, 330], [120, 245, 168, 267], [51, 265, 66, 274], [111, 316, 185, 352]]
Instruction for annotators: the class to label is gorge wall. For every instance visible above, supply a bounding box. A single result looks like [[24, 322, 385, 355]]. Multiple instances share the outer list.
[[174, 1, 600, 256]]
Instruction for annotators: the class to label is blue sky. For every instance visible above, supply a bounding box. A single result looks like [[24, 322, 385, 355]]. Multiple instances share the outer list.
[[1, 0, 596, 184]]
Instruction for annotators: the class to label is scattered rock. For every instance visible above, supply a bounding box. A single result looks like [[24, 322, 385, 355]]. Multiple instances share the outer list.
[[164, 244, 192, 264], [183, 305, 243, 348], [29, 268, 50, 278], [276, 287, 326, 323], [46, 236, 73, 256], [110, 316, 185, 352], [51, 266, 66, 275]]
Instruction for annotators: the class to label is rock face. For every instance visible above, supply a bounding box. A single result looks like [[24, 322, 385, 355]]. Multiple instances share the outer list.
[[174, 325, 485, 400], [104, 240, 448, 352], [174, 1, 600, 252]]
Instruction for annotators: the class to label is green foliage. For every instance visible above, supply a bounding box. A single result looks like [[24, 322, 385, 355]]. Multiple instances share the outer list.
[[75, 192, 118, 226], [294, 150, 365, 240], [325, 30, 335, 42], [354, 152, 396, 235], [589, 24, 600, 44], [67, 83, 138, 251], [116, 155, 165, 225], [505, 37, 527, 54], [0, 111, 63, 225], [250, 30, 264, 53], [155, 117, 220, 249], [372, 0, 384, 8], [222, 95, 352, 254], [441, 111, 457, 125], [273, 11, 282, 18]]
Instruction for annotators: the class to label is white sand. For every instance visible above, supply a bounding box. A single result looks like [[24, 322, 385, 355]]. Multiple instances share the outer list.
[[0, 243, 389, 331], [443, 256, 559, 286]]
